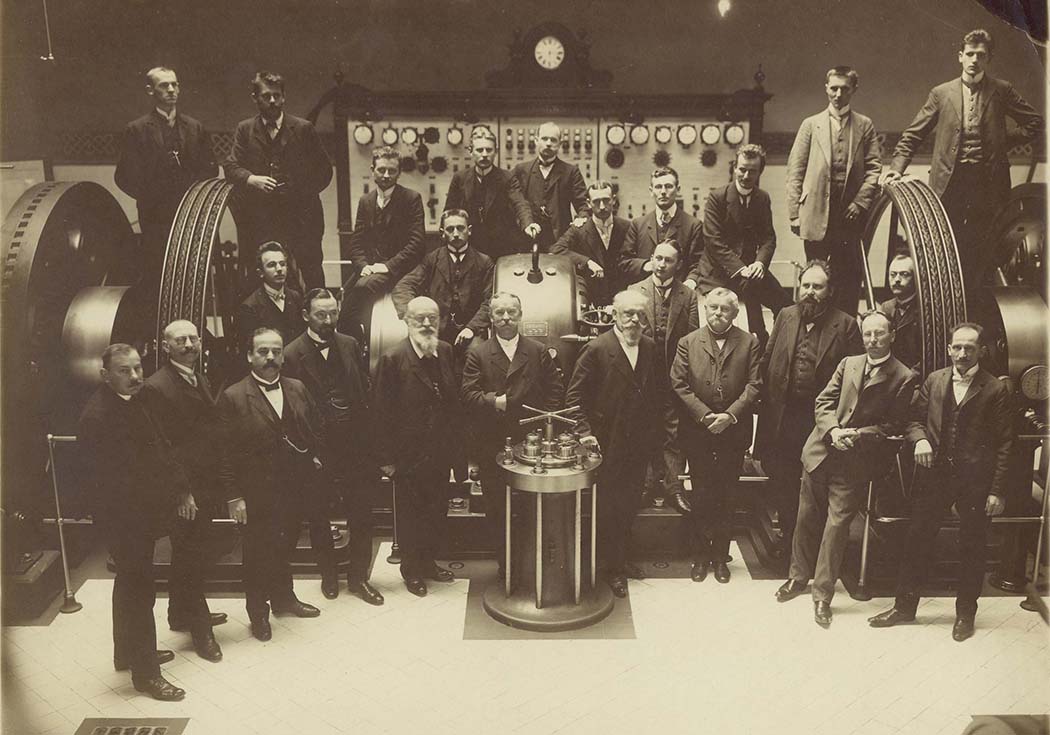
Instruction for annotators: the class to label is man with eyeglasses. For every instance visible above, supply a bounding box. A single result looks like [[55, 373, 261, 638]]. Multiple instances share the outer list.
[[869, 322, 1012, 642], [284, 289, 384, 606], [140, 321, 225, 664], [219, 327, 326, 642], [565, 290, 661, 598]]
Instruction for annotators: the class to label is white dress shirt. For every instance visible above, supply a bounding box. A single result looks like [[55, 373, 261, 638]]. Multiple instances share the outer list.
[[307, 328, 330, 360], [613, 327, 639, 369], [170, 360, 198, 388], [252, 372, 284, 417], [263, 283, 286, 312], [592, 216, 613, 249], [657, 203, 678, 226], [497, 333, 519, 363], [265, 112, 285, 139], [377, 185, 393, 210], [538, 159, 555, 180], [156, 107, 177, 126], [952, 363, 980, 405], [828, 104, 851, 136]]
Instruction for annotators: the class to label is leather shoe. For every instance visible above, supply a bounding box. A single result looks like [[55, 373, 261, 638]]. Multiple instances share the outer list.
[[272, 599, 321, 618], [405, 578, 428, 597], [814, 600, 832, 628], [775, 579, 807, 603], [952, 616, 975, 642], [250, 619, 272, 641], [608, 575, 628, 598], [192, 633, 222, 663], [321, 573, 340, 600], [132, 674, 185, 702], [169, 612, 227, 632], [624, 562, 647, 580], [867, 607, 916, 628], [428, 565, 455, 582], [668, 492, 692, 515], [690, 562, 708, 582], [713, 561, 731, 584], [350, 580, 384, 606], [114, 649, 175, 672]]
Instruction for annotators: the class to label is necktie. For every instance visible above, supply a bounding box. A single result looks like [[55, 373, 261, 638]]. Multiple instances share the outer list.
[[184, 373, 198, 388], [255, 379, 280, 392], [267, 121, 279, 139], [312, 339, 330, 351], [861, 362, 874, 388], [660, 212, 672, 228]]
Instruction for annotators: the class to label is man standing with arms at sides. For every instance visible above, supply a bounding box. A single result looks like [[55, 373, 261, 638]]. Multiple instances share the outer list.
[[461, 292, 564, 580], [880, 252, 921, 372], [698, 144, 791, 349], [551, 180, 630, 308], [78, 344, 187, 700], [444, 126, 539, 260], [885, 30, 1042, 290], [284, 289, 384, 606], [238, 242, 305, 353], [219, 328, 325, 642], [620, 167, 703, 289], [115, 66, 217, 291], [340, 145, 426, 343], [373, 297, 461, 596], [869, 322, 1012, 642], [786, 66, 882, 315], [225, 71, 333, 289], [565, 290, 661, 598], [671, 288, 761, 584], [777, 311, 915, 627], [754, 261, 862, 558], [512, 121, 590, 251], [629, 239, 699, 512], [140, 321, 225, 664]]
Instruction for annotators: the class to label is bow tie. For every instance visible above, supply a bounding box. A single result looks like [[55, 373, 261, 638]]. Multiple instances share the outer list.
[[312, 338, 331, 350], [255, 379, 280, 392]]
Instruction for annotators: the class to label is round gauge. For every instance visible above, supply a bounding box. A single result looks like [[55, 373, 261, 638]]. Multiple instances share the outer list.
[[724, 124, 746, 146], [352, 124, 373, 146], [401, 127, 418, 145], [606, 124, 626, 146], [700, 124, 721, 146], [447, 127, 463, 146], [677, 125, 698, 146], [423, 127, 441, 144], [534, 35, 566, 70], [1020, 365, 1049, 401], [655, 126, 673, 144], [381, 127, 398, 145], [629, 125, 650, 145]]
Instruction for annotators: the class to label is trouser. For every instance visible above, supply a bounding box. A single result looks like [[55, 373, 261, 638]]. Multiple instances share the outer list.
[[940, 163, 1008, 293], [646, 383, 686, 500], [397, 464, 450, 580], [325, 447, 377, 583], [805, 215, 865, 316], [338, 270, 395, 343], [731, 272, 791, 346], [110, 532, 160, 680], [167, 510, 214, 636], [686, 442, 744, 563], [597, 459, 647, 575], [762, 400, 814, 547], [894, 469, 992, 619], [789, 460, 867, 603]]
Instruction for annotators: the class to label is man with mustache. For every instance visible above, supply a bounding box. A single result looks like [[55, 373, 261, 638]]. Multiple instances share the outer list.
[[238, 241, 306, 354], [879, 252, 921, 372], [219, 328, 326, 642], [140, 321, 225, 664], [373, 297, 461, 596], [461, 291, 564, 580], [565, 290, 661, 598], [550, 180, 630, 307], [754, 261, 862, 560], [78, 344, 188, 700]]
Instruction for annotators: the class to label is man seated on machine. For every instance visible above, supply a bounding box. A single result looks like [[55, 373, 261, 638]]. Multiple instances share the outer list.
[[880, 252, 921, 372], [238, 241, 306, 354], [339, 145, 426, 344]]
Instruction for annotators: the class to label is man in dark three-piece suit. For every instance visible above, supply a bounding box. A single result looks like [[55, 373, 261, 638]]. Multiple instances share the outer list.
[[551, 180, 629, 307], [225, 71, 333, 289], [880, 252, 921, 372], [777, 311, 916, 628], [237, 241, 305, 354]]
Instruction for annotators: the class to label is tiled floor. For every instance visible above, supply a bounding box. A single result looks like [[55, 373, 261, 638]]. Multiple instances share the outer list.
[[2, 541, 1047, 735]]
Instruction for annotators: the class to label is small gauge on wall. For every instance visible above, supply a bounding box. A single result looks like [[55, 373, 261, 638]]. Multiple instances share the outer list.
[[534, 35, 566, 70], [1019, 365, 1049, 401]]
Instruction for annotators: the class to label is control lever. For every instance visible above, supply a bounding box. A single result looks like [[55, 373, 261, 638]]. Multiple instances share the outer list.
[[527, 242, 543, 284]]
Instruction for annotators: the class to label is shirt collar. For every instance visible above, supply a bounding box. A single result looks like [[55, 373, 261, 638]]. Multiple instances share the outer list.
[[307, 328, 329, 344], [734, 181, 754, 198], [115, 391, 133, 401], [898, 292, 917, 306], [155, 107, 177, 124], [263, 283, 285, 301], [251, 372, 280, 387], [496, 333, 520, 351], [263, 112, 284, 131], [652, 275, 674, 289], [954, 363, 980, 381], [827, 104, 851, 119], [377, 184, 394, 200], [475, 165, 493, 181], [169, 359, 196, 378], [962, 72, 986, 86], [708, 324, 732, 340], [593, 215, 612, 232], [656, 203, 678, 221], [613, 326, 638, 352], [448, 245, 469, 257], [538, 157, 557, 169], [867, 353, 892, 367]]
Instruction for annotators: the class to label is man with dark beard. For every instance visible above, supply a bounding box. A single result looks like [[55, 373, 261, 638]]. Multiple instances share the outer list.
[[754, 261, 862, 560], [879, 252, 920, 372]]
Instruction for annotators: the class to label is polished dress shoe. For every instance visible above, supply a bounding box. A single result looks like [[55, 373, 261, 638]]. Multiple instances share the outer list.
[[349, 580, 384, 606], [321, 573, 340, 600], [405, 578, 428, 597], [250, 619, 272, 641], [952, 616, 975, 642], [169, 612, 228, 632], [713, 561, 731, 584], [668, 492, 692, 515], [623, 562, 647, 580], [867, 607, 916, 628], [814, 600, 832, 628], [427, 565, 455, 582], [192, 633, 223, 663], [272, 599, 320, 618], [608, 575, 629, 598], [690, 562, 708, 582], [114, 649, 175, 672], [132, 674, 185, 701], [775, 579, 807, 603]]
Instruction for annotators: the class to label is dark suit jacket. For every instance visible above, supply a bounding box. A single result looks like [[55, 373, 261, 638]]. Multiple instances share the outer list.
[[461, 335, 564, 462], [284, 330, 369, 418], [551, 216, 630, 306], [218, 374, 324, 504], [698, 184, 777, 293], [115, 110, 217, 217], [905, 367, 1013, 498], [372, 338, 459, 473], [511, 158, 590, 241], [348, 183, 426, 281], [891, 76, 1043, 198], [564, 329, 660, 466], [880, 296, 921, 373], [628, 276, 700, 370], [391, 247, 494, 336], [620, 207, 704, 285], [670, 325, 761, 450], [237, 286, 305, 351], [444, 166, 534, 259], [802, 354, 917, 478], [754, 304, 863, 459], [77, 386, 187, 537]]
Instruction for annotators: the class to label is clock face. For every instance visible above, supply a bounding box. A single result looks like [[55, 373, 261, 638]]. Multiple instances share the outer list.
[[534, 35, 565, 70]]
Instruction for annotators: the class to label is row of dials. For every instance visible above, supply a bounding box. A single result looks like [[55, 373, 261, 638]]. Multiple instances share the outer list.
[[605, 123, 746, 147], [352, 124, 468, 147]]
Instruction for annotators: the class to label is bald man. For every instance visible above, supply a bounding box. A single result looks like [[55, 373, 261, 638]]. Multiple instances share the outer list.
[[512, 121, 590, 251]]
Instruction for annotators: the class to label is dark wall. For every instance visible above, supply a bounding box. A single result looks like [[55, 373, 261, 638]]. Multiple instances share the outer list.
[[1, 0, 1045, 160]]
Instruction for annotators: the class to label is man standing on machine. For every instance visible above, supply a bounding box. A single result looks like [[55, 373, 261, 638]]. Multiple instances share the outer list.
[[512, 121, 589, 251]]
